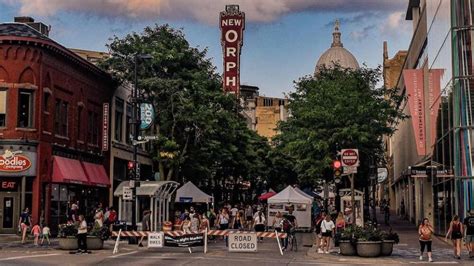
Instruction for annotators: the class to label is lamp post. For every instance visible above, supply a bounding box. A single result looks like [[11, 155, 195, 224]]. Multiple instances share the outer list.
[[130, 53, 152, 230]]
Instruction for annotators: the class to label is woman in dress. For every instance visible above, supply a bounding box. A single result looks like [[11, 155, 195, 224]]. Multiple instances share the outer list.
[[446, 215, 464, 259], [334, 212, 346, 248]]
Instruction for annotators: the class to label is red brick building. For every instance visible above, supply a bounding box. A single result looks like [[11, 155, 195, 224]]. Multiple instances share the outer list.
[[0, 18, 114, 233]]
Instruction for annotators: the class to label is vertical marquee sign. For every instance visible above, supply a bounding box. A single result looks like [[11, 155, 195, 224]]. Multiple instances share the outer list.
[[220, 5, 245, 95], [102, 103, 109, 152], [403, 69, 426, 155]]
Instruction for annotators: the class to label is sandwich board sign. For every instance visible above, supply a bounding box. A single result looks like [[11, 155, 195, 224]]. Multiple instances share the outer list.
[[228, 232, 257, 252], [148, 232, 164, 248]]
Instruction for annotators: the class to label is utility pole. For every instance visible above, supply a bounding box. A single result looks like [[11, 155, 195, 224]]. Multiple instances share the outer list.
[[131, 54, 139, 231], [351, 173, 356, 227]]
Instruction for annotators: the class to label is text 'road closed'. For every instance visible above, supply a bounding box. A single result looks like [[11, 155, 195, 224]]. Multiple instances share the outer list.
[[228, 232, 257, 252]]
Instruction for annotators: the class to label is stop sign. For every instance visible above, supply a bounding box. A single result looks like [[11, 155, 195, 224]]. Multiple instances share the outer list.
[[341, 149, 359, 167]]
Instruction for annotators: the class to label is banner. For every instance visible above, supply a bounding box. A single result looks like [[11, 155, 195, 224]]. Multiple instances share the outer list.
[[403, 69, 426, 155], [164, 233, 204, 247], [220, 5, 245, 94], [139, 103, 154, 130], [428, 69, 444, 148], [102, 103, 109, 151]]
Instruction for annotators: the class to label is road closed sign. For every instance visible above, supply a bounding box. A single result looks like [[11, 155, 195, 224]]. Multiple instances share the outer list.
[[148, 232, 164, 248], [228, 232, 257, 252]]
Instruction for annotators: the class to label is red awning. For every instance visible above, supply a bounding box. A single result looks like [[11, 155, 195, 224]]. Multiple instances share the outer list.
[[52, 156, 89, 185], [81, 161, 110, 187], [258, 191, 276, 201]]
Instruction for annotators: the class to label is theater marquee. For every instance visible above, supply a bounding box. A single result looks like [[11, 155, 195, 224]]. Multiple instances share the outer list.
[[220, 5, 245, 94]]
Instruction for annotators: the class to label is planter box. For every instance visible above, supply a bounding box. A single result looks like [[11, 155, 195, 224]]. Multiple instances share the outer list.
[[339, 240, 357, 256], [356, 241, 382, 257], [381, 240, 395, 256], [58, 237, 103, 250]]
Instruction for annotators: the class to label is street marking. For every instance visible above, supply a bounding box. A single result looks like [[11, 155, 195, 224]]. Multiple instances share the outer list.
[[108, 250, 139, 258], [0, 253, 61, 261], [409, 262, 458, 264]]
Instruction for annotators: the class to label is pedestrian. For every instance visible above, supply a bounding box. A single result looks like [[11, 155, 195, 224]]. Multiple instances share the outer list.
[[315, 212, 326, 253], [272, 211, 283, 232], [105, 206, 117, 230], [94, 203, 104, 227], [384, 203, 390, 225], [190, 211, 201, 232], [31, 223, 41, 246], [282, 208, 297, 251], [138, 210, 151, 247], [343, 208, 353, 226], [418, 218, 434, 262], [232, 211, 244, 230], [334, 212, 346, 248], [182, 216, 192, 234], [253, 210, 266, 242], [446, 215, 463, 259], [245, 205, 253, 230], [230, 205, 239, 224], [41, 224, 51, 245], [320, 214, 335, 254], [77, 215, 88, 254], [18, 207, 31, 244], [463, 209, 474, 258], [200, 213, 210, 231]]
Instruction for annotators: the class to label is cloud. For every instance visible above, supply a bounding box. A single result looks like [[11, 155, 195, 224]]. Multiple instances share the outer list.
[[350, 25, 376, 41], [324, 12, 382, 28], [1, 0, 406, 24], [380, 11, 411, 35]]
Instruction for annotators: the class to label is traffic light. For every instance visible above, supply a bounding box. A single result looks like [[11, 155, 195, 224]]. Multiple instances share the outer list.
[[333, 160, 342, 177], [127, 161, 135, 179]]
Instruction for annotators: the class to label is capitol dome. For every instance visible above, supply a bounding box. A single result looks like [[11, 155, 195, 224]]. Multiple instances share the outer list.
[[315, 20, 359, 75]]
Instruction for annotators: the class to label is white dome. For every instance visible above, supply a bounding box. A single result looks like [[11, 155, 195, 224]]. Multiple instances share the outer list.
[[315, 20, 359, 74]]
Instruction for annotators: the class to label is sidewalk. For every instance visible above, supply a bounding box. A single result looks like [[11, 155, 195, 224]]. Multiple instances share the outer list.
[[306, 207, 472, 264]]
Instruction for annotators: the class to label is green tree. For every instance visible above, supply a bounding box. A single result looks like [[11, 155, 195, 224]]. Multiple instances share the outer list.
[[277, 66, 406, 185]]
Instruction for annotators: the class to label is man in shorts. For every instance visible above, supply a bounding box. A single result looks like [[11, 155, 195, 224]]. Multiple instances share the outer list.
[[464, 209, 474, 258]]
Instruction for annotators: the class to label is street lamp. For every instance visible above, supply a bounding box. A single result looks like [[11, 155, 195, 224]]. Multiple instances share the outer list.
[[130, 53, 153, 231]]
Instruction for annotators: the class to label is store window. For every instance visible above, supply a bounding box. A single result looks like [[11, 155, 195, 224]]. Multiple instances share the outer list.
[[18, 89, 34, 128], [0, 89, 6, 127], [114, 98, 124, 142], [88, 111, 99, 145], [54, 99, 68, 136]]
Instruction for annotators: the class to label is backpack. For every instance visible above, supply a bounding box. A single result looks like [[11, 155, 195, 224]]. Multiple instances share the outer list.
[[282, 219, 291, 231]]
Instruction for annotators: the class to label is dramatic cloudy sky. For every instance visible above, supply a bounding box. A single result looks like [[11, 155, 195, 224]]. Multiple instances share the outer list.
[[0, 0, 412, 97]]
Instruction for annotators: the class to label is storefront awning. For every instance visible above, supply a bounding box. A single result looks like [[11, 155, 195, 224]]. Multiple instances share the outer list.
[[52, 156, 89, 185], [82, 162, 110, 187]]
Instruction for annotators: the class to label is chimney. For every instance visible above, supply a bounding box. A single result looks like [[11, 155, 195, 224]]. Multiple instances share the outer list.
[[383, 41, 388, 60], [14, 16, 50, 37]]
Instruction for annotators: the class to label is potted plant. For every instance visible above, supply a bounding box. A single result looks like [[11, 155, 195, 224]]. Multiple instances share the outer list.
[[338, 226, 357, 256], [380, 230, 399, 256], [354, 225, 382, 257], [87, 223, 109, 250], [58, 223, 79, 250]]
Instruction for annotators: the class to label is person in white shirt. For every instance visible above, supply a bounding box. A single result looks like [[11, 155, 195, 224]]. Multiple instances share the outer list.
[[320, 215, 335, 253], [41, 225, 51, 245], [77, 215, 88, 253], [230, 205, 239, 223], [253, 211, 266, 242]]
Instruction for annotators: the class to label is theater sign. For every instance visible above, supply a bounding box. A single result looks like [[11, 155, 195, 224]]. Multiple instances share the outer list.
[[220, 5, 245, 94]]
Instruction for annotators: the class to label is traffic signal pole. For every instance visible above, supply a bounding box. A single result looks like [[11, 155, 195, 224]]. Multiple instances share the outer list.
[[131, 55, 139, 231], [351, 173, 356, 227]]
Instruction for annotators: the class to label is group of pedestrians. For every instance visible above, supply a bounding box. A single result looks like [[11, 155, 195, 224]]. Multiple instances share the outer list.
[[18, 207, 50, 246]]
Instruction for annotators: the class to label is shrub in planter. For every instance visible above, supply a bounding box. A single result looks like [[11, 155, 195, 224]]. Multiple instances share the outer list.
[[380, 230, 399, 256], [355, 225, 382, 257], [90, 222, 110, 241], [339, 227, 357, 256], [58, 223, 79, 250]]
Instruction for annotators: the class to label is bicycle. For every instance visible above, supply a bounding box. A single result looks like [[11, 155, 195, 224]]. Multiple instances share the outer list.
[[287, 227, 297, 252]]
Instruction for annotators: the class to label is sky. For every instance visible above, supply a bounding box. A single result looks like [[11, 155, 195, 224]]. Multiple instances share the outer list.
[[0, 0, 412, 97]]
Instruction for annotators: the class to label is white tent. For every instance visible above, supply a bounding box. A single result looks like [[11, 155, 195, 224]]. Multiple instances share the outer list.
[[294, 187, 314, 200], [267, 186, 313, 229], [175, 181, 213, 203]]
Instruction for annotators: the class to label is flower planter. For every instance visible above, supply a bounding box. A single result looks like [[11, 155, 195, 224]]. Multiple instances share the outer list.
[[339, 240, 357, 256], [380, 240, 395, 256], [58, 236, 104, 250], [356, 241, 382, 257]]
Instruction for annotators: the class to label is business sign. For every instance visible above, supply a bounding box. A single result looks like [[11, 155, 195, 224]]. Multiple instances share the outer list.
[[0, 179, 18, 191], [404, 69, 426, 155], [220, 5, 245, 94], [164, 233, 204, 247], [343, 166, 357, 174], [228, 232, 257, 252], [377, 167, 388, 183], [428, 69, 444, 148], [102, 103, 109, 151], [123, 186, 133, 200], [341, 149, 359, 167], [0, 150, 32, 172], [140, 103, 154, 130], [148, 232, 164, 248]]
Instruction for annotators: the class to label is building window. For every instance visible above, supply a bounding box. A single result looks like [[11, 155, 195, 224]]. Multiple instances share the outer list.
[[114, 98, 124, 142], [18, 89, 34, 128], [279, 99, 285, 106], [126, 103, 132, 144], [77, 106, 83, 140], [0, 89, 6, 127], [54, 99, 68, 136], [43, 93, 50, 112], [88, 111, 99, 145], [263, 98, 273, 106]]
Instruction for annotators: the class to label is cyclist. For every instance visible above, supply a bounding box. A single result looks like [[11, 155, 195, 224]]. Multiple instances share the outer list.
[[282, 207, 298, 251]]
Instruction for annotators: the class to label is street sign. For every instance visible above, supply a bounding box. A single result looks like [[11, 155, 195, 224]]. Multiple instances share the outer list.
[[377, 167, 388, 183], [343, 166, 357, 174], [123, 186, 133, 200], [138, 135, 159, 141], [148, 232, 164, 248], [341, 149, 359, 167], [228, 232, 257, 252]]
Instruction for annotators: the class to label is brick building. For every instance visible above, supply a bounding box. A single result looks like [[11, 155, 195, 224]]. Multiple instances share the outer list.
[[0, 18, 114, 233]]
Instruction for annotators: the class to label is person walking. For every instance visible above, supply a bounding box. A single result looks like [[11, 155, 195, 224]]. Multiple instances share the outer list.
[[200, 213, 210, 231], [463, 209, 474, 258], [384, 203, 390, 225], [77, 215, 88, 254], [272, 211, 283, 232], [41, 224, 51, 245], [31, 223, 41, 246], [217, 208, 230, 246], [419, 218, 434, 262], [190, 212, 201, 232], [138, 210, 151, 247], [315, 212, 326, 253], [334, 212, 346, 249], [253, 210, 266, 242], [320, 215, 335, 254], [18, 207, 31, 244], [245, 205, 253, 230], [446, 215, 463, 259], [283, 208, 297, 251]]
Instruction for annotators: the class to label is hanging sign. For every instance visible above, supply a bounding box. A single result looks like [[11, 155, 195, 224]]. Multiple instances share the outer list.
[[220, 5, 245, 94], [102, 103, 109, 151], [403, 69, 426, 155], [164, 233, 204, 247], [377, 167, 388, 183], [0, 150, 32, 172], [140, 103, 154, 130], [428, 69, 444, 148]]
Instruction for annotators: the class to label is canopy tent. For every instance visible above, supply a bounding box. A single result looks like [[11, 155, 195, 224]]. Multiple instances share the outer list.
[[258, 191, 276, 200], [114, 181, 179, 231], [294, 187, 315, 200], [316, 191, 336, 198], [267, 186, 313, 229], [174, 181, 213, 203]]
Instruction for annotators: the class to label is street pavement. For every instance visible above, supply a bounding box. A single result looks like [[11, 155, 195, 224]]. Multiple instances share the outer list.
[[1, 210, 473, 265]]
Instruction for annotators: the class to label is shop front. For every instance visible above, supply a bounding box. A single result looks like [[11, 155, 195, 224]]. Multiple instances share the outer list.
[[0, 146, 36, 234]]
